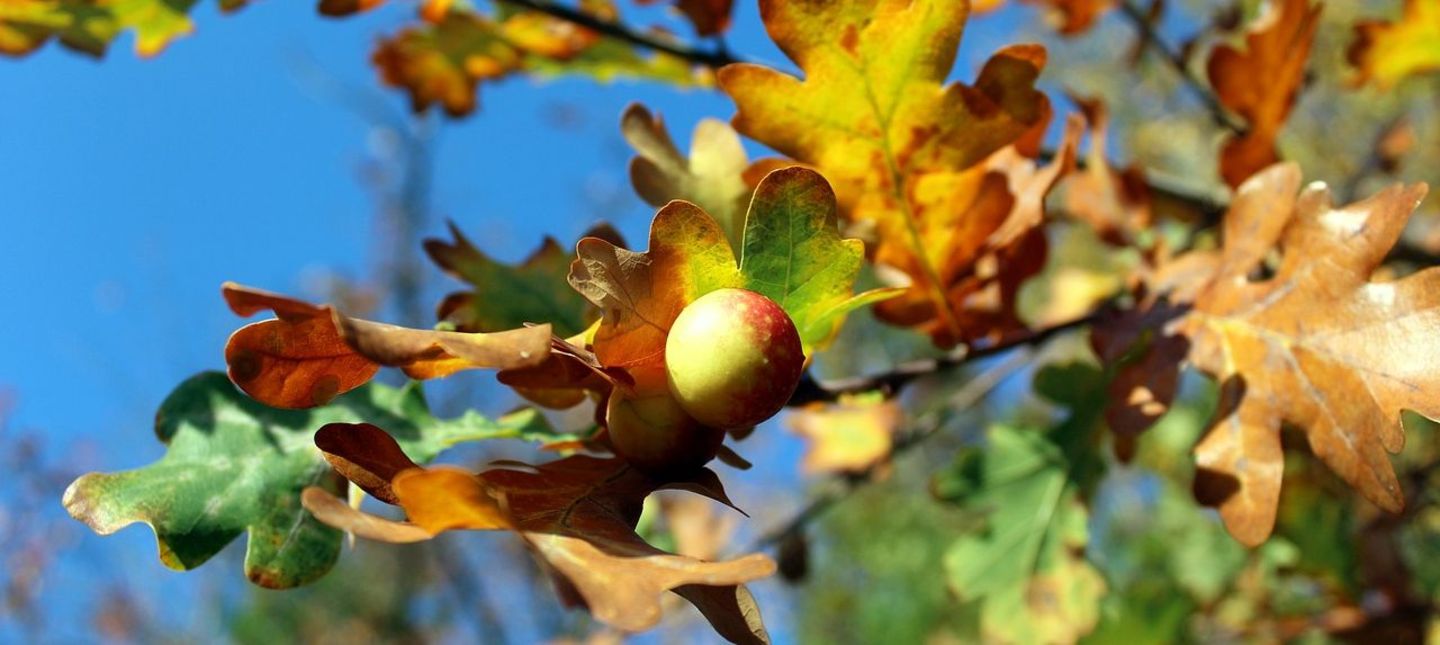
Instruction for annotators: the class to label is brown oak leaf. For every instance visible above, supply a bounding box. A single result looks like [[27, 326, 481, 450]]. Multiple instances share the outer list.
[[301, 425, 774, 643], [1206, 0, 1321, 188], [223, 283, 551, 409], [1095, 163, 1437, 546]]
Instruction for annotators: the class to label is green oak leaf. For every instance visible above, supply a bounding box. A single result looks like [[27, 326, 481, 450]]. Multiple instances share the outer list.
[[934, 362, 1109, 644], [738, 167, 902, 353], [63, 371, 564, 589], [426, 222, 619, 336]]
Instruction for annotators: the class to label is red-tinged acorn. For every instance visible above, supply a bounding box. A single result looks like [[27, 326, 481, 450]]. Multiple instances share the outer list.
[[664, 288, 805, 429]]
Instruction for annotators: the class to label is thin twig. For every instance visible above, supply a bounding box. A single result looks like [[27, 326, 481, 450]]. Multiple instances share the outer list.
[[495, 0, 742, 68], [789, 310, 1097, 404], [747, 349, 1033, 551], [1116, 0, 1246, 133]]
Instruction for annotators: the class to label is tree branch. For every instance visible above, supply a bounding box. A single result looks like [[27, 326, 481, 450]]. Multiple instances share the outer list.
[[495, 0, 741, 68], [1116, 0, 1246, 133], [789, 312, 1097, 405]]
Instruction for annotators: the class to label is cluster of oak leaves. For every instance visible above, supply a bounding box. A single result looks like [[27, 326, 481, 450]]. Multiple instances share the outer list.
[[16, 0, 1440, 641]]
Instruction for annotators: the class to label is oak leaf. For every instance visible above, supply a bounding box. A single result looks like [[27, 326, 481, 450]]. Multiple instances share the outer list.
[[425, 222, 620, 335], [570, 200, 742, 383], [569, 167, 890, 403], [374, 5, 705, 117], [1347, 0, 1440, 89], [718, 0, 1058, 347], [317, 0, 447, 19], [0, 0, 241, 58], [1180, 164, 1435, 546], [63, 372, 560, 588], [935, 364, 1108, 643], [621, 103, 754, 249], [786, 392, 903, 475], [1206, 0, 1320, 188], [223, 282, 551, 409], [302, 426, 774, 643], [1093, 164, 1439, 546]]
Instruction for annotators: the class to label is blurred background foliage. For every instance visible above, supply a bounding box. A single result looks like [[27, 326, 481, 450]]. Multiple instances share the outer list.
[[6, 0, 1440, 642]]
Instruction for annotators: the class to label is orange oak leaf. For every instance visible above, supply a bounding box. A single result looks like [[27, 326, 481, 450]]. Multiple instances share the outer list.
[[718, 0, 1054, 347], [1087, 208, 1236, 458], [786, 392, 904, 475], [1090, 301, 1192, 462], [314, 422, 419, 504], [569, 200, 743, 382], [373, 12, 539, 117], [1347, 0, 1440, 89], [223, 283, 551, 409], [872, 113, 1082, 345], [1206, 0, 1321, 188], [301, 427, 773, 643]]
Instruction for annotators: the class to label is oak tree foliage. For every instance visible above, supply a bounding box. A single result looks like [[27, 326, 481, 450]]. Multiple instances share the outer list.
[[26, 0, 1440, 641]]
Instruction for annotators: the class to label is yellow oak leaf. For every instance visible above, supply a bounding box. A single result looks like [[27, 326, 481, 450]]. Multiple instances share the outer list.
[[1348, 0, 1440, 89], [718, 0, 1053, 347]]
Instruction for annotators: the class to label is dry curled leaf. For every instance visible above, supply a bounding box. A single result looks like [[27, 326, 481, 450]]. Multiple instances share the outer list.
[[718, 0, 1060, 347], [1347, 0, 1440, 89], [302, 426, 774, 643], [223, 283, 551, 409], [1206, 0, 1320, 188]]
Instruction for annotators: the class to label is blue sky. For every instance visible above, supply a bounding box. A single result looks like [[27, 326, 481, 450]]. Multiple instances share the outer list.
[[0, 0, 1045, 640]]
